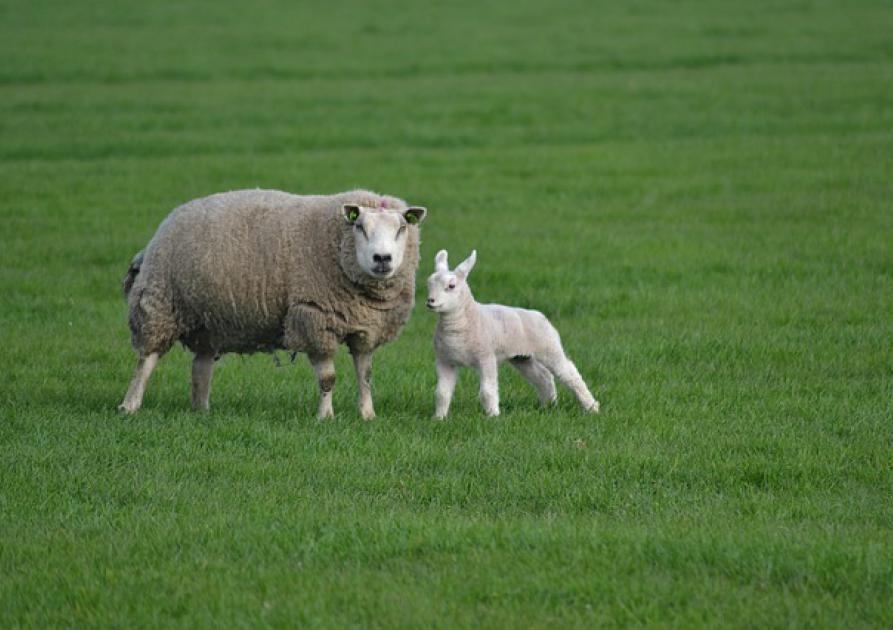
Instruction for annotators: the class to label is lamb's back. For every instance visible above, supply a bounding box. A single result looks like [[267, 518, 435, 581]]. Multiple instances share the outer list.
[[480, 303, 557, 360]]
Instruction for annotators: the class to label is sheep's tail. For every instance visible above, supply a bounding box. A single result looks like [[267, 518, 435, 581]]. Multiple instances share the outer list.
[[122, 250, 144, 298]]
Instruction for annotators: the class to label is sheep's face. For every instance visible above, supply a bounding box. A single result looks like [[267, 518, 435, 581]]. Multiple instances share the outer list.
[[343, 204, 427, 279], [426, 249, 476, 313]]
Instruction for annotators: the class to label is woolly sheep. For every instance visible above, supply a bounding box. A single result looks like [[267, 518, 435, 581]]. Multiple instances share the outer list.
[[119, 189, 427, 419], [426, 250, 600, 418]]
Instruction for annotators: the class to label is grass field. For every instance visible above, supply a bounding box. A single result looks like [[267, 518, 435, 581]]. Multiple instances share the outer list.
[[2, 0, 893, 626]]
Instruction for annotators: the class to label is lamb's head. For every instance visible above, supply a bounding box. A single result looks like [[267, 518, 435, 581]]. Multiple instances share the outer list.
[[343, 204, 427, 279], [426, 249, 476, 313]]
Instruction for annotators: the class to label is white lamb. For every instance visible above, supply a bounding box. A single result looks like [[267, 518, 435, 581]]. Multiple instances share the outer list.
[[426, 250, 600, 418]]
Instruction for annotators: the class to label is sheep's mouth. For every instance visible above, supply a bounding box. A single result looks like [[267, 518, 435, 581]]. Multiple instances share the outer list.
[[371, 265, 393, 277]]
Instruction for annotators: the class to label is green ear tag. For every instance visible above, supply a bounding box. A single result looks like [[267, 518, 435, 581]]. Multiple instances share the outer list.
[[406, 212, 419, 225], [348, 208, 360, 222]]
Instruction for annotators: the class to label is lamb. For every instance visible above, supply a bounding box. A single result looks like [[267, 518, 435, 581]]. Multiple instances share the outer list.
[[426, 250, 600, 418], [119, 189, 427, 419]]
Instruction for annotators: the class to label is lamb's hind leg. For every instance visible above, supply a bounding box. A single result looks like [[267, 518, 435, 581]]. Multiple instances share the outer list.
[[119, 352, 161, 413], [539, 351, 600, 413], [510, 356, 557, 407], [191, 352, 216, 411]]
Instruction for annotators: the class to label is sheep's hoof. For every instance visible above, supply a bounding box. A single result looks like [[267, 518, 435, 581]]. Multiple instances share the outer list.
[[117, 402, 138, 414]]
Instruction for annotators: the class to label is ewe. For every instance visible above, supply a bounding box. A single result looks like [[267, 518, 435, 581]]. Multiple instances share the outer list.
[[426, 250, 599, 418], [120, 189, 426, 419]]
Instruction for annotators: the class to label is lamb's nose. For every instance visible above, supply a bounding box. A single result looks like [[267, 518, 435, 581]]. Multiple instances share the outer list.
[[426, 298, 435, 305], [373, 253, 392, 264]]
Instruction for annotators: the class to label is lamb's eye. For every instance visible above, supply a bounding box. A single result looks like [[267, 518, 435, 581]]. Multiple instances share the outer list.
[[447, 282, 456, 291]]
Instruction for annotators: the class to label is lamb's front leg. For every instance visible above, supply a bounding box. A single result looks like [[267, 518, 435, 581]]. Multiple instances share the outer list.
[[478, 357, 500, 417], [351, 350, 375, 420], [434, 359, 458, 419], [309, 355, 336, 419]]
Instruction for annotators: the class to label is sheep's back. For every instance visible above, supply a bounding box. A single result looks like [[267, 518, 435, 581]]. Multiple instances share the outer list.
[[132, 189, 418, 355], [140, 190, 329, 350]]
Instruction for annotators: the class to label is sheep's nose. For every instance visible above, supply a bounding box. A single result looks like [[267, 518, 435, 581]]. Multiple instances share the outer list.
[[373, 253, 392, 264], [426, 298, 435, 305]]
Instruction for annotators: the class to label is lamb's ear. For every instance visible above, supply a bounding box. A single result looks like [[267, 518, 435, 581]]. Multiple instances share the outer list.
[[435, 249, 449, 272], [342, 204, 362, 224], [404, 206, 427, 225], [455, 250, 477, 280]]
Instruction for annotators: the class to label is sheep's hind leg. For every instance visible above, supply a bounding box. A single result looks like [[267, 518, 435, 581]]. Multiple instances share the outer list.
[[540, 353, 599, 413], [510, 356, 557, 407], [119, 352, 160, 413], [191, 352, 215, 411], [351, 350, 375, 420], [310, 355, 336, 419]]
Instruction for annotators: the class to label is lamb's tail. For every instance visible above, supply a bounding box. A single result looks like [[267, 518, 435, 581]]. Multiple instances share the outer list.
[[122, 250, 144, 298]]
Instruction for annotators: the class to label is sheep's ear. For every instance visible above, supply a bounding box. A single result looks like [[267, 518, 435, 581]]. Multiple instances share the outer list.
[[435, 249, 449, 272], [404, 206, 427, 225], [342, 204, 362, 224], [455, 250, 477, 280]]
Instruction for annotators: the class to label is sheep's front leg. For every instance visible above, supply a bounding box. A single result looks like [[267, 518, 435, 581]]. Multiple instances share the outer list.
[[309, 355, 336, 419], [351, 350, 375, 420], [478, 357, 500, 417], [434, 359, 458, 419], [119, 352, 160, 413], [191, 352, 215, 411]]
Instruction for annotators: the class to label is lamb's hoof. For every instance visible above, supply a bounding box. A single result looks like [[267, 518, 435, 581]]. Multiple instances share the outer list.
[[433, 415, 447, 421], [587, 400, 601, 414]]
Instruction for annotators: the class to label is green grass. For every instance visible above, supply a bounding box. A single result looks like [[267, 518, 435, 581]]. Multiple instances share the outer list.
[[2, 0, 893, 626]]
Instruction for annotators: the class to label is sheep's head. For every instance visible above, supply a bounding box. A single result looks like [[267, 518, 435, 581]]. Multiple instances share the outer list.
[[343, 204, 427, 279], [426, 249, 476, 313]]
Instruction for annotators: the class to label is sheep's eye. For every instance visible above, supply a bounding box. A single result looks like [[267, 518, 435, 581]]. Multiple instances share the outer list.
[[447, 282, 456, 291], [397, 225, 406, 237], [354, 224, 366, 238]]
